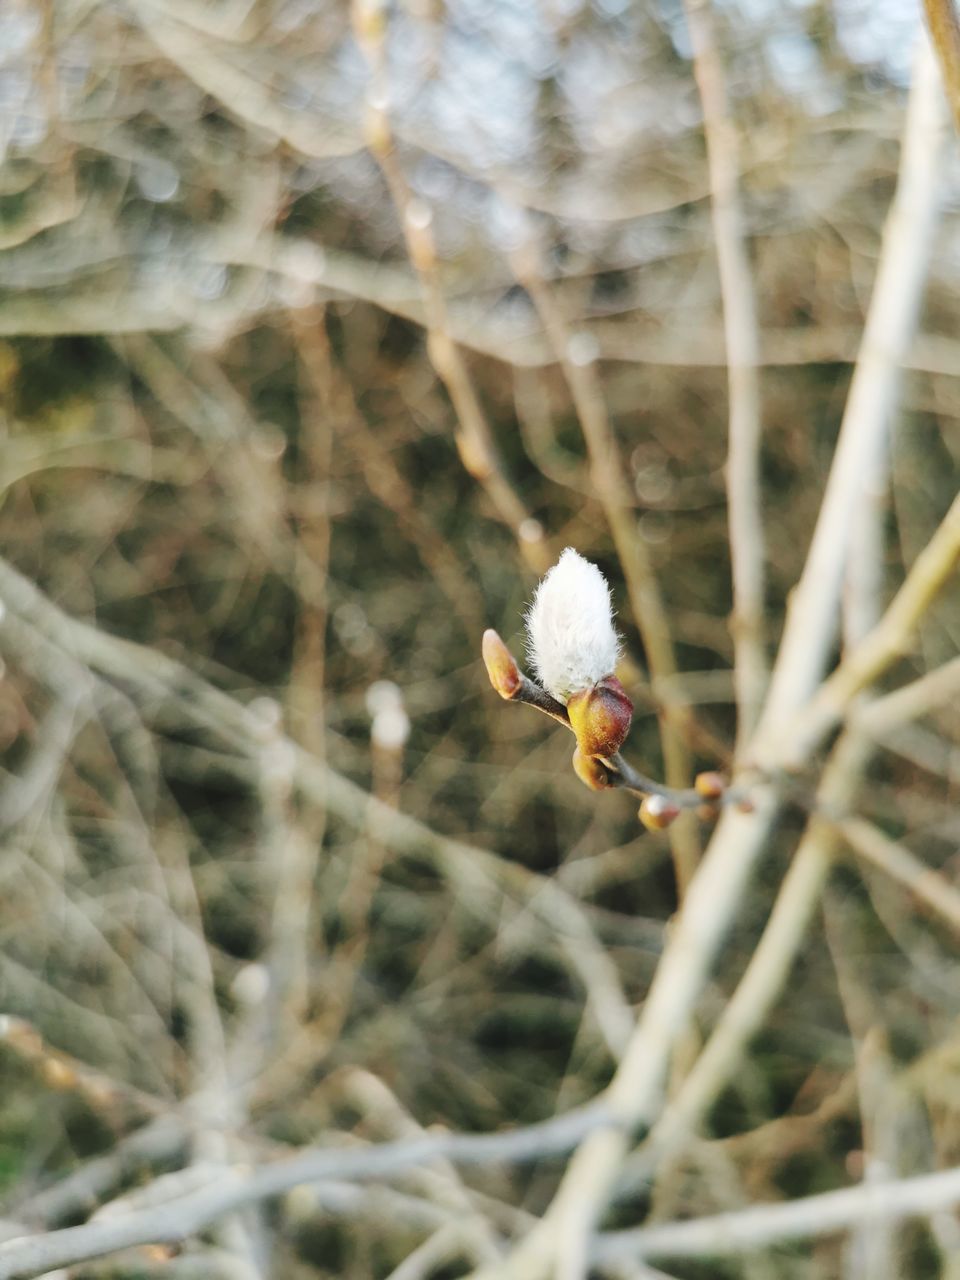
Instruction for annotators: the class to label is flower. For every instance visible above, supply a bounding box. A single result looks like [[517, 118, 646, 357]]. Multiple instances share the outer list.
[[525, 548, 621, 702], [526, 548, 633, 760]]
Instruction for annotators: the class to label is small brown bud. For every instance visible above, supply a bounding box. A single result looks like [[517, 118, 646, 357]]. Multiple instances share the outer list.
[[454, 430, 493, 480], [694, 771, 726, 800], [427, 331, 456, 380], [572, 748, 613, 791], [567, 676, 633, 759], [42, 1057, 78, 1091], [364, 103, 391, 157], [142, 1245, 177, 1263], [736, 795, 756, 814], [405, 200, 436, 271], [639, 794, 681, 831], [482, 629, 521, 699]]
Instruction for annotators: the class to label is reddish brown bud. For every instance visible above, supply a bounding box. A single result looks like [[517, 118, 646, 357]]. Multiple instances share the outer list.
[[694, 771, 726, 800], [639, 794, 681, 831], [482, 629, 521, 699], [572, 748, 613, 791], [566, 676, 633, 759]]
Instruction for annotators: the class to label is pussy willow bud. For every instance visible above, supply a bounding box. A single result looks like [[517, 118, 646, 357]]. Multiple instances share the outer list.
[[482, 629, 521, 699], [572, 747, 613, 792], [694, 771, 726, 800], [639, 794, 681, 831], [567, 675, 633, 759], [525, 548, 621, 703]]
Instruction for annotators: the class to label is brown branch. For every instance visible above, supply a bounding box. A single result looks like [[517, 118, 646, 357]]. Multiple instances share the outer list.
[[924, 0, 960, 133]]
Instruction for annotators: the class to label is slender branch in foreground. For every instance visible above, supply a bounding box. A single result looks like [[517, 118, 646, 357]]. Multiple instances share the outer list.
[[617, 729, 873, 1193], [12, 1092, 960, 1278], [755, 36, 946, 738], [786, 487, 960, 765], [595, 1162, 960, 1262], [468, 47, 952, 1280], [0, 1104, 616, 1280]]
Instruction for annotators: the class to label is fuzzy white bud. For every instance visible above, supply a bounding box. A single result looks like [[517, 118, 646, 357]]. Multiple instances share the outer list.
[[525, 548, 621, 703]]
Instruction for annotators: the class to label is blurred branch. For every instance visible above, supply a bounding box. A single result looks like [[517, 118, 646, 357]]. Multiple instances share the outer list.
[[924, 0, 960, 132], [853, 655, 960, 736], [135, 8, 360, 159], [468, 44, 954, 1279], [0, 1102, 616, 1279], [0, 557, 631, 1059], [618, 729, 872, 1193], [1, 1115, 187, 1231], [510, 247, 700, 892], [595, 1162, 960, 1263], [756, 36, 947, 738], [0, 1017, 167, 1126], [611, 484, 960, 1195], [338, 1070, 503, 1270], [684, 0, 767, 748], [351, 0, 551, 575], [839, 816, 960, 933], [789, 488, 960, 764]]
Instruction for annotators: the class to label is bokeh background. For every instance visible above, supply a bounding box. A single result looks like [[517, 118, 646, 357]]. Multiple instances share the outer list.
[[1, 0, 960, 1276]]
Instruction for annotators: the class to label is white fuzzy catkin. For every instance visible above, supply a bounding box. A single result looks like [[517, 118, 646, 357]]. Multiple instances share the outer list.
[[525, 548, 621, 702]]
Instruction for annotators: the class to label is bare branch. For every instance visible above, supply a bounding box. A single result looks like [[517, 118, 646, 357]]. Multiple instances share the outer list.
[[596, 1163, 960, 1263], [924, 0, 960, 132], [0, 1104, 615, 1280], [684, 0, 767, 747], [757, 37, 947, 736]]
